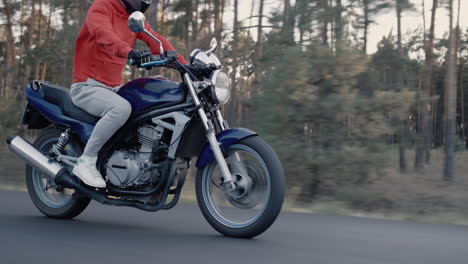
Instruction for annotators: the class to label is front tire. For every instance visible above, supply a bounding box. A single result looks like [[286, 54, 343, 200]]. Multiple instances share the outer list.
[[196, 136, 285, 238], [26, 128, 90, 219]]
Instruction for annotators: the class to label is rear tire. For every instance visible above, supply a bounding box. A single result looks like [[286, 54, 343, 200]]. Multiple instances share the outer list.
[[26, 127, 90, 219], [196, 136, 285, 238]]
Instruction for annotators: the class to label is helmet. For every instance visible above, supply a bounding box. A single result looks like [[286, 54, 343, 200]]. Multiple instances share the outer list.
[[121, 0, 152, 14]]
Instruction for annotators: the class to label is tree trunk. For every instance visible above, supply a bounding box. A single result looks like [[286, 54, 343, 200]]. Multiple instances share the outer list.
[[2, 0, 17, 97], [184, 1, 193, 51], [321, 0, 329, 45], [396, 0, 407, 173], [363, 0, 369, 53], [281, 0, 296, 44], [40, 0, 53, 81], [443, 0, 457, 181], [396, 0, 402, 54], [422, 0, 426, 38], [253, 0, 264, 93], [415, 0, 437, 171], [296, 0, 309, 47], [192, 0, 198, 43], [78, 0, 90, 26], [461, 60, 465, 145], [334, 0, 344, 54], [150, 0, 158, 30], [229, 0, 239, 123], [160, 0, 168, 35], [34, 0, 43, 80], [456, 0, 462, 145], [214, 0, 224, 41], [23, 0, 36, 86], [17, 0, 27, 87]]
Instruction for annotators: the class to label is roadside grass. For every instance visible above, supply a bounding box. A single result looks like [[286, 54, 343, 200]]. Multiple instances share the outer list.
[[0, 151, 26, 191], [3, 148, 468, 226], [286, 148, 468, 225]]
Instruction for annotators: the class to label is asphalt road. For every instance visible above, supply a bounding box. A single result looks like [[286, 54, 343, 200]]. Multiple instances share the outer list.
[[1, 190, 468, 264]]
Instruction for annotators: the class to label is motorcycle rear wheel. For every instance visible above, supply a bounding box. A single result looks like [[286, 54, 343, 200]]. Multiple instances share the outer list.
[[196, 136, 285, 238], [26, 127, 90, 219]]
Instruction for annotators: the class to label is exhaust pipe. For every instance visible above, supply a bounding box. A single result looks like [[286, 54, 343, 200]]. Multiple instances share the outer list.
[[6, 136, 176, 212], [6, 136, 67, 183]]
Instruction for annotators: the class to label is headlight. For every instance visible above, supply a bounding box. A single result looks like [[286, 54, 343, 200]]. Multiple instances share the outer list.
[[210, 70, 231, 104]]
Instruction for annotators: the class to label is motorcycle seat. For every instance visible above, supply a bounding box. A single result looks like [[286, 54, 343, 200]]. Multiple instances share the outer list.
[[40, 83, 99, 124]]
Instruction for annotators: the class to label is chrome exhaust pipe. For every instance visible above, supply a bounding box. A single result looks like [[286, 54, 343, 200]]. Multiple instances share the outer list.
[[6, 136, 66, 182]]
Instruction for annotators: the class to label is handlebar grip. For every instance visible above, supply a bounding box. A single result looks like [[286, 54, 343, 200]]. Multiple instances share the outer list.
[[129, 55, 162, 66]]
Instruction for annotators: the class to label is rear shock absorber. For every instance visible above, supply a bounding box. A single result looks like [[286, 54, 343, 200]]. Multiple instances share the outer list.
[[54, 128, 71, 154]]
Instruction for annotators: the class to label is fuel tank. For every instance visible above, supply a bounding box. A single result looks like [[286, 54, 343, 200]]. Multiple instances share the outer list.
[[117, 77, 186, 114]]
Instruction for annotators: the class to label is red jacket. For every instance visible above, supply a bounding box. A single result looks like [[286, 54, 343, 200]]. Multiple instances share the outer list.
[[72, 0, 187, 87]]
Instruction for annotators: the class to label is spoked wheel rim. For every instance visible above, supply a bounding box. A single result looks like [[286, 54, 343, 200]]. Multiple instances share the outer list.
[[202, 144, 271, 228], [32, 138, 75, 208]]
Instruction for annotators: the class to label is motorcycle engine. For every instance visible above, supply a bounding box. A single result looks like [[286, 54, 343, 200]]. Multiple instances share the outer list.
[[105, 125, 166, 188]]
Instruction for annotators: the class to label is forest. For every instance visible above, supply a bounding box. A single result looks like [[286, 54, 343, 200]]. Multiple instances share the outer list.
[[1, 0, 468, 217]]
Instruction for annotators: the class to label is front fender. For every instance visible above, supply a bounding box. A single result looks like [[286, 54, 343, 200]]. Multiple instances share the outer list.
[[195, 128, 258, 168]]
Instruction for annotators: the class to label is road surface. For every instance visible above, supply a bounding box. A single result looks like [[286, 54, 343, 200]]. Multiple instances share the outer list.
[[1, 190, 467, 264]]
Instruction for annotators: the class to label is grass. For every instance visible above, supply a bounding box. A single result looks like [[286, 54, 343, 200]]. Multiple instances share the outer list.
[[0, 150, 26, 190], [285, 148, 468, 225]]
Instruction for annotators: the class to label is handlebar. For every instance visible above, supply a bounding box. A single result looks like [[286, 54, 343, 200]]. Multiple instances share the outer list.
[[127, 51, 200, 81], [129, 51, 179, 68], [129, 55, 168, 68], [140, 59, 168, 67]]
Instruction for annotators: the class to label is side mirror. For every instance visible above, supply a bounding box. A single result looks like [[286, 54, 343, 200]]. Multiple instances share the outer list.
[[128, 11, 146, 33], [128, 11, 164, 54], [207, 38, 218, 53]]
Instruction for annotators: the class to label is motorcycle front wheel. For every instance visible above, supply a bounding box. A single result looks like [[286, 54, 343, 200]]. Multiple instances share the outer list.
[[196, 136, 285, 238]]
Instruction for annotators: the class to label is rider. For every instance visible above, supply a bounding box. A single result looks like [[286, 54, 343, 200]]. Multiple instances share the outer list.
[[70, 0, 187, 188]]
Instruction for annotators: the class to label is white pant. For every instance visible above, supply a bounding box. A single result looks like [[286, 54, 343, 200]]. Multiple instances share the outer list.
[[70, 78, 131, 156]]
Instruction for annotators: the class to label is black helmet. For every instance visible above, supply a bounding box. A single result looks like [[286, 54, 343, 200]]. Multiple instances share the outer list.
[[121, 0, 152, 14]]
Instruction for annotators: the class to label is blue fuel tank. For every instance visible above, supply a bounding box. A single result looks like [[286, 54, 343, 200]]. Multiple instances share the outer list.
[[117, 77, 185, 114]]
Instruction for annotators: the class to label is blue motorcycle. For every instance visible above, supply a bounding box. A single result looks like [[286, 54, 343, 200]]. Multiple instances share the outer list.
[[7, 11, 285, 238]]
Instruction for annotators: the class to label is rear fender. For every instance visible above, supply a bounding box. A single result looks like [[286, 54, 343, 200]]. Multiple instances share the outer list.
[[21, 103, 51, 129], [195, 128, 258, 168]]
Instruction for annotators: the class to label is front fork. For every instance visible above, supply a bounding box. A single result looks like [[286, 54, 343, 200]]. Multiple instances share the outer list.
[[184, 73, 236, 191], [215, 109, 247, 176]]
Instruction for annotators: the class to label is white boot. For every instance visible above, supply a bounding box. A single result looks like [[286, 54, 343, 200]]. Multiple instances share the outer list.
[[72, 155, 106, 188]]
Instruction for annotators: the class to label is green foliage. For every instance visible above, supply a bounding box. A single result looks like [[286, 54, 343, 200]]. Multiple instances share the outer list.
[[368, 36, 421, 91], [335, 188, 394, 211], [255, 43, 414, 199]]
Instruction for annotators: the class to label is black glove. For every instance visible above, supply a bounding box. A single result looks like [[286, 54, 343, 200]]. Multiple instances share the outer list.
[[128, 50, 152, 66]]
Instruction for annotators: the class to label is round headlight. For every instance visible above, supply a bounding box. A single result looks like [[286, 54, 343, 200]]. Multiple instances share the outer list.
[[211, 70, 231, 105]]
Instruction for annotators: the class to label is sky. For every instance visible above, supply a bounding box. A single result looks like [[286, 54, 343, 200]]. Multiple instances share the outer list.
[[233, 0, 468, 54]]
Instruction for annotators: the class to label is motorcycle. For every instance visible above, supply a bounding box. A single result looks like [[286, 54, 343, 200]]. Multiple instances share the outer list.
[[6, 11, 285, 238]]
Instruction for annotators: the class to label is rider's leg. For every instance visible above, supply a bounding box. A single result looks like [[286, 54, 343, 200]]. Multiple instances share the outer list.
[[70, 79, 131, 188]]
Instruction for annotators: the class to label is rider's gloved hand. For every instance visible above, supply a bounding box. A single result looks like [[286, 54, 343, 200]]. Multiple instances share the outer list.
[[128, 50, 152, 66]]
